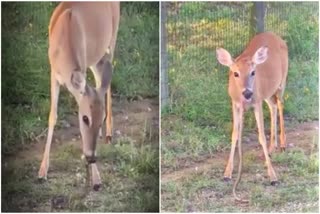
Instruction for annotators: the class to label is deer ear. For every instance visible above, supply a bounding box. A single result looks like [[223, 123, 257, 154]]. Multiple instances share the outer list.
[[98, 61, 112, 96], [71, 71, 86, 94], [216, 48, 234, 67], [252, 46, 268, 65]]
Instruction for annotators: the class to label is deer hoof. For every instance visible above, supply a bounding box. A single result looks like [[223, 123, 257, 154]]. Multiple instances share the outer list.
[[38, 176, 47, 182], [106, 136, 112, 144], [280, 147, 286, 152], [93, 183, 102, 191], [38, 167, 48, 180], [271, 180, 280, 186], [223, 177, 232, 182]]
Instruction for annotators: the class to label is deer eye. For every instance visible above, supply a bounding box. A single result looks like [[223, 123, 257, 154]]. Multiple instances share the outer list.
[[82, 115, 89, 126], [234, 72, 239, 77], [251, 70, 256, 76]]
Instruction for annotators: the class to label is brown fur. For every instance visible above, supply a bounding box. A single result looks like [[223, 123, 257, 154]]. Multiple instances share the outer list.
[[39, 2, 120, 191], [216, 32, 288, 201]]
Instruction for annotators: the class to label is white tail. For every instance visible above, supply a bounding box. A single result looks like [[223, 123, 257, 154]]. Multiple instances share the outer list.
[[38, 2, 120, 190], [216, 32, 288, 201]]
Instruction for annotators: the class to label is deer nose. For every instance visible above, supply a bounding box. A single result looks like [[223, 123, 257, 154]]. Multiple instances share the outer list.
[[242, 89, 253, 100], [85, 155, 96, 164]]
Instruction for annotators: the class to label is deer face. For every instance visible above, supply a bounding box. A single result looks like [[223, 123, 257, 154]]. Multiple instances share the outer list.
[[216, 46, 268, 102], [78, 87, 104, 163], [70, 61, 112, 164]]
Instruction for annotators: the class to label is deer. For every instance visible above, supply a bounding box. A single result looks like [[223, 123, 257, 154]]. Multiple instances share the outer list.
[[216, 32, 288, 201], [38, 2, 120, 191]]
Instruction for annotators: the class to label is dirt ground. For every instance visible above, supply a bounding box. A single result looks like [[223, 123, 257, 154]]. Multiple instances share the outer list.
[[2, 98, 159, 212], [162, 121, 318, 182], [161, 121, 319, 212]]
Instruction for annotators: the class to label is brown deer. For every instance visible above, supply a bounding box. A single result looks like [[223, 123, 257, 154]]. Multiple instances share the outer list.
[[216, 32, 288, 201], [38, 2, 120, 190]]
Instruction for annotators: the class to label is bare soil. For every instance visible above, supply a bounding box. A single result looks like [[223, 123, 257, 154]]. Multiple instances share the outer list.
[[8, 98, 159, 161]]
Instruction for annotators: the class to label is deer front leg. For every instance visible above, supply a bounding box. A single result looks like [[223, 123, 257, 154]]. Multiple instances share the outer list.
[[91, 163, 102, 191], [91, 65, 105, 139], [254, 102, 278, 185], [224, 103, 242, 181], [91, 57, 113, 144], [105, 85, 113, 144], [39, 73, 60, 179]]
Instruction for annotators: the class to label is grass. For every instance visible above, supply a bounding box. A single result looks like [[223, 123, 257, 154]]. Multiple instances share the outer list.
[[164, 2, 318, 127], [2, 2, 159, 213], [2, 135, 159, 212], [114, 2, 159, 98], [161, 116, 227, 170], [161, 148, 319, 212], [1, 2, 159, 154], [162, 2, 319, 212]]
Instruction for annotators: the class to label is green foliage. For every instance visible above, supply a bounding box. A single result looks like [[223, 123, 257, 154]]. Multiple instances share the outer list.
[[162, 4, 319, 211], [113, 2, 159, 97], [165, 2, 319, 139], [268, 2, 319, 60], [1, 2, 159, 153], [2, 2, 61, 154], [285, 60, 318, 120], [161, 116, 226, 169]]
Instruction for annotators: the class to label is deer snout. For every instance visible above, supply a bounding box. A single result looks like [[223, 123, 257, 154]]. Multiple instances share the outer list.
[[242, 89, 253, 100]]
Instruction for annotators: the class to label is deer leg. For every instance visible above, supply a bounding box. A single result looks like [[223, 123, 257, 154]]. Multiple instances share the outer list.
[[277, 97, 286, 151], [254, 103, 278, 184], [224, 103, 242, 181], [104, 9, 118, 144], [91, 65, 105, 138], [38, 73, 60, 179], [91, 54, 113, 144], [91, 163, 102, 191], [105, 85, 113, 144], [265, 97, 278, 154]]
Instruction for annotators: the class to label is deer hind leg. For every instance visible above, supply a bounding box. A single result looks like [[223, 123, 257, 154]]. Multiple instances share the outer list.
[[265, 96, 278, 154], [39, 72, 60, 179], [224, 103, 242, 181], [276, 95, 286, 151], [104, 4, 119, 144], [254, 102, 278, 184]]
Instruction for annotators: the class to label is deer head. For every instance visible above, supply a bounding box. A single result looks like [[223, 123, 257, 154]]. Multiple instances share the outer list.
[[216, 46, 268, 102], [70, 62, 112, 163]]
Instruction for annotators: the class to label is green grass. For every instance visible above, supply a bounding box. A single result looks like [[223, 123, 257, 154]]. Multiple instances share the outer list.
[[162, 2, 319, 212], [161, 148, 318, 212], [161, 116, 227, 170], [2, 137, 159, 212], [2, 2, 159, 212], [113, 3, 159, 98], [162, 1, 318, 155], [164, 2, 318, 128], [1, 2, 159, 154]]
